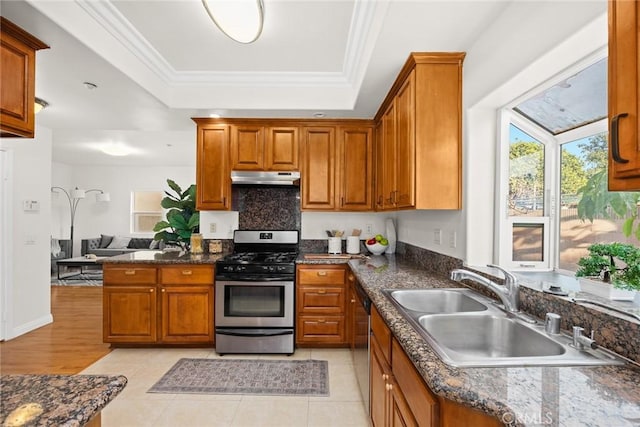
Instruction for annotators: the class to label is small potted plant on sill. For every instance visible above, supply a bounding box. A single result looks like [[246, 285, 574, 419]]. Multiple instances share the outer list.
[[153, 179, 199, 252], [575, 242, 640, 300]]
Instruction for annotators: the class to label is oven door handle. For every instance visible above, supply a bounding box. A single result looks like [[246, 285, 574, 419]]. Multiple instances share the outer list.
[[215, 275, 294, 282], [216, 328, 293, 337]]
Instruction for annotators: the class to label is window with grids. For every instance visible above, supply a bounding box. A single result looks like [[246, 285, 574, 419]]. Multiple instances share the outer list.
[[496, 53, 637, 273], [131, 191, 163, 233]]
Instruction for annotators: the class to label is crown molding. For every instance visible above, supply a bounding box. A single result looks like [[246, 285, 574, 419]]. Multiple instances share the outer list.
[[75, 0, 382, 89]]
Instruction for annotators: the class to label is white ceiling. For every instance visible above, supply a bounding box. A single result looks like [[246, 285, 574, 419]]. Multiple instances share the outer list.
[[0, 0, 604, 167]]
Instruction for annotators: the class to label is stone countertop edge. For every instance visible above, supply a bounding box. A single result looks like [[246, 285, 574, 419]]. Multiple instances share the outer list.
[[97, 250, 228, 264], [0, 374, 127, 426], [346, 255, 640, 427]]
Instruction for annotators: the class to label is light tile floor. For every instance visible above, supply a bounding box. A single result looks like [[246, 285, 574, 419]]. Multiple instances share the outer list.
[[81, 348, 370, 427]]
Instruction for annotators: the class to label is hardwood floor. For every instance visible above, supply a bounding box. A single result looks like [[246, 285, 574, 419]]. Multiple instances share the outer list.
[[0, 286, 111, 375]]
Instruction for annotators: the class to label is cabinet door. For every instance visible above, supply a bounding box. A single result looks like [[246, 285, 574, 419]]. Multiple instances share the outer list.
[[196, 125, 230, 210], [608, 0, 640, 190], [231, 125, 264, 170], [0, 18, 47, 138], [265, 126, 299, 171], [389, 380, 419, 427], [338, 126, 373, 211], [103, 285, 157, 343], [394, 72, 416, 209], [381, 103, 397, 210], [370, 334, 391, 427], [160, 285, 214, 343], [301, 127, 336, 210]]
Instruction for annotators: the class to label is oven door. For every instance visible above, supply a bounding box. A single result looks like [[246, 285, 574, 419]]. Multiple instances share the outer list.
[[215, 280, 294, 328]]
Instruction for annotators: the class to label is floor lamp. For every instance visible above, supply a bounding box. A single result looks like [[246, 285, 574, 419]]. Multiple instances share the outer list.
[[51, 187, 110, 257]]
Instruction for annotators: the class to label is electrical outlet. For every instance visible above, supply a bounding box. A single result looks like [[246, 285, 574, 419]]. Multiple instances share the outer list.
[[366, 224, 373, 235], [209, 223, 217, 233], [449, 231, 457, 248], [434, 229, 442, 245]]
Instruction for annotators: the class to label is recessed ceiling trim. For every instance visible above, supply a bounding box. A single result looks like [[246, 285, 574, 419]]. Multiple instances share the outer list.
[[74, 0, 378, 88]]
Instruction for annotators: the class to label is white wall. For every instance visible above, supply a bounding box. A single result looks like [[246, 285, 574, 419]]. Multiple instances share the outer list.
[[0, 127, 53, 339], [51, 164, 196, 256], [387, 2, 606, 263]]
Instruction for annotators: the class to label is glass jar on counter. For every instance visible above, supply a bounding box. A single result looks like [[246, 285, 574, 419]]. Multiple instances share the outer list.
[[190, 233, 203, 254]]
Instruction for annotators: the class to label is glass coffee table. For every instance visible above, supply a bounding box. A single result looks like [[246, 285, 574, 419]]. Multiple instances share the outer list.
[[56, 256, 106, 280]]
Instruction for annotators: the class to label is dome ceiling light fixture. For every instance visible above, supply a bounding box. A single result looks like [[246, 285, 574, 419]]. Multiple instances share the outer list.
[[202, 0, 265, 44]]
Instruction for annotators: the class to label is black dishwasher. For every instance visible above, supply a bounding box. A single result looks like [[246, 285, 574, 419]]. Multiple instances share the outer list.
[[350, 276, 371, 414]]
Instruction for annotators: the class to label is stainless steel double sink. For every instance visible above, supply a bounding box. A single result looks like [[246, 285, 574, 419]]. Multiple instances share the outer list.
[[383, 288, 626, 368]]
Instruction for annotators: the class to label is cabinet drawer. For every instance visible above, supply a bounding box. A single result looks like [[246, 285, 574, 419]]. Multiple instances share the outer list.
[[297, 266, 346, 285], [160, 265, 214, 284], [297, 286, 345, 313], [296, 315, 346, 343], [104, 266, 157, 285]]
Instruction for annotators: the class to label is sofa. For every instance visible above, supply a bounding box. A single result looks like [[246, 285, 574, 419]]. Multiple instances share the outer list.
[[81, 235, 162, 257]]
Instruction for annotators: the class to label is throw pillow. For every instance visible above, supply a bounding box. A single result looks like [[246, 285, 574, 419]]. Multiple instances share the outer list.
[[149, 240, 160, 249], [107, 236, 131, 249], [51, 238, 61, 257], [99, 234, 114, 248]]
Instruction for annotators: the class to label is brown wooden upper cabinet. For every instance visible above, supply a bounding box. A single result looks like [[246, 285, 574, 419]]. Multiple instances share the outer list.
[[230, 125, 299, 171], [194, 121, 231, 210], [0, 17, 48, 138], [374, 52, 465, 210], [300, 123, 374, 211], [608, 0, 640, 191]]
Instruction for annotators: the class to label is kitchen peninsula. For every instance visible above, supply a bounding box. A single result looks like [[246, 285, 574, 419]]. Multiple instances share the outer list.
[[0, 374, 127, 426]]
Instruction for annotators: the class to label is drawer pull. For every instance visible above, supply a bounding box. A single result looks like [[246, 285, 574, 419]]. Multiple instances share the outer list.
[[317, 319, 326, 323], [382, 374, 388, 381], [124, 270, 136, 275], [181, 270, 193, 275], [317, 271, 327, 276], [161, 288, 166, 293], [317, 289, 327, 294], [150, 288, 154, 293]]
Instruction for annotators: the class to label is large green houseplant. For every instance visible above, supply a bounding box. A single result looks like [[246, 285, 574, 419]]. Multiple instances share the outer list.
[[575, 242, 640, 291], [153, 179, 199, 250]]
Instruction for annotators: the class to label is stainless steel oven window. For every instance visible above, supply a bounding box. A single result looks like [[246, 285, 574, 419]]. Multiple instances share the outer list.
[[215, 281, 294, 328], [225, 285, 284, 317]]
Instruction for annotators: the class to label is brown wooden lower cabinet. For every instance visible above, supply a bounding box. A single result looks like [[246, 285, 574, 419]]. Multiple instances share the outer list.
[[103, 263, 214, 346], [370, 307, 501, 427], [296, 264, 348, 346]]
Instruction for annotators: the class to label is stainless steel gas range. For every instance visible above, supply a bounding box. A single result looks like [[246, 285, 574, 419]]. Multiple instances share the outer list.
[[214, 230, 298, 355]]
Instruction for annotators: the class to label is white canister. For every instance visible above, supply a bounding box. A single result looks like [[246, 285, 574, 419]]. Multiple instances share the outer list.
[[346, 236, 360, 254], [328, 237, 342, 254]]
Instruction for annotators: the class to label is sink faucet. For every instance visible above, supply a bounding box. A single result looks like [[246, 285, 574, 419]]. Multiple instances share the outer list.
[[450, 264, 520, 313]]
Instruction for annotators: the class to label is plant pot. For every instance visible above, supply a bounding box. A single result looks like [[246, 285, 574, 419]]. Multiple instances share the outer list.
[[578, 277, 638, 301]]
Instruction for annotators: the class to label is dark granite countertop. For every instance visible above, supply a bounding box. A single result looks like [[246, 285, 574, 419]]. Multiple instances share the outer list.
[[98, 250, 228, 264], [296, 252, 365, 265], [0, 374, 127, 426], [348, 255, 640, 427]]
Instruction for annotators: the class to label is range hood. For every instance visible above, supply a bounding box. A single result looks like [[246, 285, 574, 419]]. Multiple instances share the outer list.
[[231, 170, 300, 186]]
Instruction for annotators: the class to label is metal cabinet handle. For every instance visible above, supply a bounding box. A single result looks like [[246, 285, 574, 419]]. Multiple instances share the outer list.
[[161, 288, 166, 293], [317, 271, 327, 276], [317, 289, 327, 294], [611, 113, 630, 164], [181, 270, 193, 275], [124, 270, 136, 275], [317, 319, 326, 323], [150, 288, 154, 293]]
